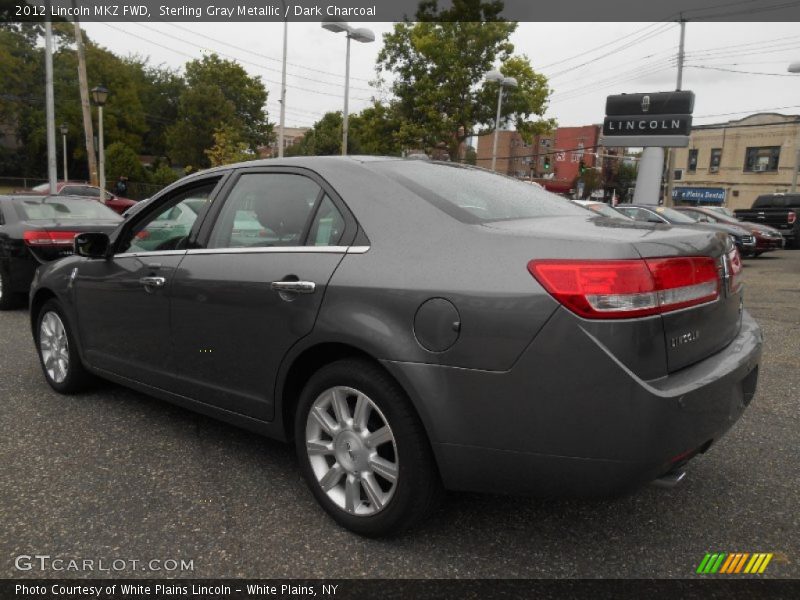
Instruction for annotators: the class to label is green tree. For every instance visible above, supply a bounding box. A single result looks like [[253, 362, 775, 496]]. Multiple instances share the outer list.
[[573, 169, 603, 199], [349, 103, 404, 156], [167, 54, 271, 168], [151, 164, 180, 187], [105, 141, 145, 183], [289, 112, 345, 156], [376, 0, 553, 157], [204, 125, 255, 166]]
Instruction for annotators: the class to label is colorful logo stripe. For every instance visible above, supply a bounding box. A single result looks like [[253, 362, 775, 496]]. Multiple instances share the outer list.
[[697, 553, 773, 574]]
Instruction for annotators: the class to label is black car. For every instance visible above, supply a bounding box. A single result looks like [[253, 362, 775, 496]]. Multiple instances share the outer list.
[[0, 195, 121, 309]]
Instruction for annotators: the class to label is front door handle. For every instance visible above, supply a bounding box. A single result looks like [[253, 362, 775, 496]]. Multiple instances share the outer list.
[[139, 276, 166, 288], [270, 280, 316, 294]]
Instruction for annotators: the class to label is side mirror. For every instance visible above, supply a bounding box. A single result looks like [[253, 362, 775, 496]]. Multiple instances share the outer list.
[[74, 232, 111, 258]]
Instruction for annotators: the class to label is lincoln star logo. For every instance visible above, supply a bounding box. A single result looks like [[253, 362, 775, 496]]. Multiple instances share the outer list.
[[641, 95, 650, 112], [670, 330, 700, 348]]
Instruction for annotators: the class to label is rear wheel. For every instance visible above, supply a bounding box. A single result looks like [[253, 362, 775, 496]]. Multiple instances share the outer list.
[[35, 300, 92, 393], [295, 359, 441, 537]]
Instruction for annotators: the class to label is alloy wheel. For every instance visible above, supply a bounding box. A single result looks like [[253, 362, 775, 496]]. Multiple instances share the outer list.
[[305, 386, 399, 516], [39, 311, 70, 384]]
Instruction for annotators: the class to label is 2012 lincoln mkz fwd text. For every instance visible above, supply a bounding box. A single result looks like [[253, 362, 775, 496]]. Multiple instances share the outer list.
[[29, 157, 762, 536]]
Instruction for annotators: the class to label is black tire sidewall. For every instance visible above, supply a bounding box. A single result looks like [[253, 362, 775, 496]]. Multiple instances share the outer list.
[[294, 359, 437, 537]]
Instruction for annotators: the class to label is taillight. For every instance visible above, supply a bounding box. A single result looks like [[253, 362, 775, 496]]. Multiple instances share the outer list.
[[23, 230, 78, 246], [727, 245, 743, 294], [527, 257, 720, 319], [788, 211, 796, 225]]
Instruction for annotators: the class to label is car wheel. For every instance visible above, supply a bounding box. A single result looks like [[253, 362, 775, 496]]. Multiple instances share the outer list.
[[35, 300, 92, 393], [0, 267, 24, 310], [295, 359, 442, 537]]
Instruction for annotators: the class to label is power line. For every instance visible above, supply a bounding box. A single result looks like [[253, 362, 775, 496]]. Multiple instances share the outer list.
[[160, 22, 373, 84], [687, 65, 799, 76]]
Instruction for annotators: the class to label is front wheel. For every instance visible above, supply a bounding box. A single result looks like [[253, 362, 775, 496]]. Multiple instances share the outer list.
[[295, 359, 441, 537], [35, 300, 93, 393]]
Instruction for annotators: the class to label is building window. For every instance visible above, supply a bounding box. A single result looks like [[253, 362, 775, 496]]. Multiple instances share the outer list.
[[709, 148, 722, 173], [687, 149, 698, 172], [744, 146, 780, 172], [674, 169, 683, 181]]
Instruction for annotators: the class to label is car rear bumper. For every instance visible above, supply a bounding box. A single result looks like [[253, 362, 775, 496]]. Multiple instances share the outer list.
[[382, 309, 762, 496]]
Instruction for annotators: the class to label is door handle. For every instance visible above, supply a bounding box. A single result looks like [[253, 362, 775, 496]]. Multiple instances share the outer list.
[[139, 276, 166, 288], [270, 280, 316, 294]]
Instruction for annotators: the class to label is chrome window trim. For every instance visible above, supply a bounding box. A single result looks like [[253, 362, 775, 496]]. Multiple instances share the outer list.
[[113, 250, 187, 259], [182, 245, 370, 256]]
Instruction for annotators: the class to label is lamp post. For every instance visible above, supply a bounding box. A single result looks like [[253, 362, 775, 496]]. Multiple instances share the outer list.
[[485, 69, 518, 173], [278, 1, 288, 158], [91, 85, 108, 192], [789, 62, 800, 192], [59, 123, 69, 182], [321, 18, 374, 156]]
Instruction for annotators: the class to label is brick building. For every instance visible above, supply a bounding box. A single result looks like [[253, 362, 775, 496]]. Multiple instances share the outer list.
[[475, 130, 555, 178], [671, 113, 800, 210]]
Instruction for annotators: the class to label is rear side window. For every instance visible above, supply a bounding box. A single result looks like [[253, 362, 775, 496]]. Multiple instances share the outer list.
[[13, 198, 120, 221], [307, 195, 345, 246], [373, 161, 586, 223], [61, 185, 99, 198], [208, 173, 321, 248]]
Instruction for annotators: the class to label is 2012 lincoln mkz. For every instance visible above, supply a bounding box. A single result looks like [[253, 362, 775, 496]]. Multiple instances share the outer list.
[[28, 157, 762, 536]]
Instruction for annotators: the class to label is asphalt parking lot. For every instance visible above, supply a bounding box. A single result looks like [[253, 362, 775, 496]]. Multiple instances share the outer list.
[[1, 250, 798, 579]]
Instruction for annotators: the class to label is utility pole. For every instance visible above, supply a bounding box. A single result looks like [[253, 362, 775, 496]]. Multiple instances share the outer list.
[[44, 18, 58, 194], [664, 17, 686, 207], [73, 18, 98, 185]]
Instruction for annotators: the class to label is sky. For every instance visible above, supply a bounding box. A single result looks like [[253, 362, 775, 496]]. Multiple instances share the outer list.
[[80, 21, 800, 133]]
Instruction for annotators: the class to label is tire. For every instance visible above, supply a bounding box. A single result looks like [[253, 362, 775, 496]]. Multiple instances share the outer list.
[[295, 359, 442, 537], [35, 299, 93, 394], [0, 267, 25, 310]]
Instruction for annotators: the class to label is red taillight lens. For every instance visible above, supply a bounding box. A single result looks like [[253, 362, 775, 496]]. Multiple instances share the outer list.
[[788, 211, 796, 225], [528, 257, 720, 319], [23, 230, 78, 246], [727, 245, 743, 294]]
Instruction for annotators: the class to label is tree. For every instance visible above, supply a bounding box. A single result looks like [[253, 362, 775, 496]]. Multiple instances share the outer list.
[[204, 125, 255, 166], [573, 169, 603, 199], [376, 0, 554, 157], [105, 142, 145, 184], [167, 54, 271, 168], [288, 112, 345, 156], [349, 103, 404, 156]]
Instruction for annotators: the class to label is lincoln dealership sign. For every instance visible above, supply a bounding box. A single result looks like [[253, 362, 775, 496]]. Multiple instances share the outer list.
[[600, 91, 695, 148], [603, 115, 692, 136]]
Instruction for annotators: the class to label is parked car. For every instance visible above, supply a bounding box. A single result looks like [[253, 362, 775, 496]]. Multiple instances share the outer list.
[[674, 206, 783, 256], [616, 204, 757, 256], [29, 158, 762, 536], [734, 193, 800, 248], [572, 199, 633, 219], [30, 181, 137, 215], [0, 195, 122, 309]]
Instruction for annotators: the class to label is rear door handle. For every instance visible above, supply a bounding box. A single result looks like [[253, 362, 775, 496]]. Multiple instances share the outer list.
[[270, 281, 316, 294], [139, 276, 166, 288]]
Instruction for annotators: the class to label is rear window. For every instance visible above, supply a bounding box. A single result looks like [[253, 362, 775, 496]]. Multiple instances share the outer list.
[[13, 197, 121, 221], [753, 195, 800, 209], [373, 161, 586, 223]]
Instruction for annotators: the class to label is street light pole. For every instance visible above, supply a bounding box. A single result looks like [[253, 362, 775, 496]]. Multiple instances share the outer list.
[[485, 69, 518, 173], [60, 123, 69, 182], [789, 62, 800, 192], [91, 85, 109, 192], [278, 3, 288, 158], [343, 34, 351, 156], [321, 19, 374, 157], [44, 18, 58, 195]]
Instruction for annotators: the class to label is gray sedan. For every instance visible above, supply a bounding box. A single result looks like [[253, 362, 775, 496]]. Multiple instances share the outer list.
[[29, 157, 762, 537]]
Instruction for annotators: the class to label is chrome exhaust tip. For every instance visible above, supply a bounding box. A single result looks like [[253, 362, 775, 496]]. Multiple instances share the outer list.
[[652, 470, 687, 489]]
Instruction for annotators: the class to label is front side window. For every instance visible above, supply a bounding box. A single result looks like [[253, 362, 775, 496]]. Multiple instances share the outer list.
[[118, 181, 218, 253], [744, 146, 780, 172], [687, 149, 698, 173], [208, 173, 321, 249]]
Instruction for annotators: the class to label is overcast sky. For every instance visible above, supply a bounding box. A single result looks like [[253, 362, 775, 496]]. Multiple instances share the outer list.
[[80, 21, 800, 132]]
